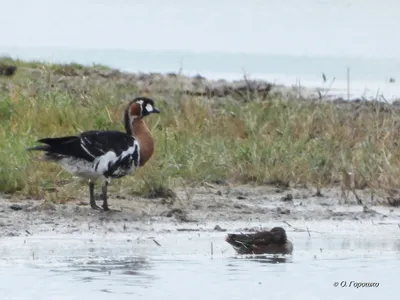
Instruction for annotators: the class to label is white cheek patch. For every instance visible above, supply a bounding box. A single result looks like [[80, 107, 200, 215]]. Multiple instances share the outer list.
[[145, 104, 153, 112]]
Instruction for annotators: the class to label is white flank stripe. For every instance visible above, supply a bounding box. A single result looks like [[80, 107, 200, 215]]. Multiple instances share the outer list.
[[93, 141, 139, 174]]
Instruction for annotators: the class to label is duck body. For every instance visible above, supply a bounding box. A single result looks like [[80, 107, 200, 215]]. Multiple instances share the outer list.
[[27, 97, 160, 211], [225, 227, 293, 255]]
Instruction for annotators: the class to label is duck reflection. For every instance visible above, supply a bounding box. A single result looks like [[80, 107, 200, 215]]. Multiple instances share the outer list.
[[231, 254, 292, 264]]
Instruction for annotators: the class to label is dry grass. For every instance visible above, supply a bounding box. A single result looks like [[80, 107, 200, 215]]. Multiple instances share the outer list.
[[1, 57, 400, 205]]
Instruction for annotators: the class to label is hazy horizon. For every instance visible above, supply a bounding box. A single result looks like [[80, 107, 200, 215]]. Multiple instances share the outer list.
[[1, 0, 400, 58], [1, 0, 399, 99]]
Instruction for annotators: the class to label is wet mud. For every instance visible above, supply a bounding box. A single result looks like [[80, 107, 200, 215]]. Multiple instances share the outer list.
[[1, 184, 399, 237]]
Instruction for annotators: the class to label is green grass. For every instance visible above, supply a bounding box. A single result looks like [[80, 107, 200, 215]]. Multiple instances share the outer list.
[[0, 56, 111, 73], [1, 57, 400, 204]]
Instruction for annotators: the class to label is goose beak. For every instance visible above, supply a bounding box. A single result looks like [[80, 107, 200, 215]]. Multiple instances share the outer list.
[[152, 107, 160, 114]]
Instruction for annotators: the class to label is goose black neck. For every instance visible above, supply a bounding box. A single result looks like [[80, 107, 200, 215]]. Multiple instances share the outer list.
[[124, 109, 133, 135]]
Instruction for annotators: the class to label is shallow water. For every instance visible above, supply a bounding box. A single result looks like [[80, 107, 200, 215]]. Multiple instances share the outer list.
[[0, 228, 399, 300]]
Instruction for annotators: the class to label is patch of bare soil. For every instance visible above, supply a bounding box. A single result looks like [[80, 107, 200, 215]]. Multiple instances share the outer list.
[[1, 184, 399, 237]]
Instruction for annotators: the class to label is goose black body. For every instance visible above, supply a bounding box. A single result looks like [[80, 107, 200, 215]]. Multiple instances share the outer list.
[[27, 97, 160, 211]]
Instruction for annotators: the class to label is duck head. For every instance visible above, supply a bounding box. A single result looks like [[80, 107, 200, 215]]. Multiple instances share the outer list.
[[270, 227, 288, 244]]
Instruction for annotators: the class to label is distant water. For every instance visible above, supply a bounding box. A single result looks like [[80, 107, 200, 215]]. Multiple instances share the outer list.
[[2, 0, 400, 100], [2, 46, 400, 101]]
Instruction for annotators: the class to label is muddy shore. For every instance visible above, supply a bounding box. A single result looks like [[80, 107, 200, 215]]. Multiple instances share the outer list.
[[1, 184, 399, 237]]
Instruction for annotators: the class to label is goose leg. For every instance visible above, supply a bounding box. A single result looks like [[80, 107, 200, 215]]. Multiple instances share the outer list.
[[101, 181, 109, 211], [100, 180, 122, 212], [89, 180, 102, 210]]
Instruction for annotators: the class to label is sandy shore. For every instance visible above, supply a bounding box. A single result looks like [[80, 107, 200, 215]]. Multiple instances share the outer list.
[[1, 184, 399, 237]]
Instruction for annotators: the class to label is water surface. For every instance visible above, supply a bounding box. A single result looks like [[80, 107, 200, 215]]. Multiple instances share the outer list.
[[0, 229, 399, 300]]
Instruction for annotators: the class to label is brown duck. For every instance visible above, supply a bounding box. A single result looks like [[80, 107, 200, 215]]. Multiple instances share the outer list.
[[225, 227, 293, 255], [27, 97, 160, 211]]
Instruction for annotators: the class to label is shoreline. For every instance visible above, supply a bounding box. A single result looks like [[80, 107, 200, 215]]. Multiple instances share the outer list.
[[1, 184, 400, 237], [2, 48, 400, 101]]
